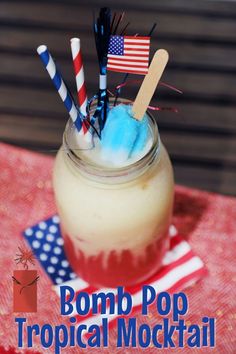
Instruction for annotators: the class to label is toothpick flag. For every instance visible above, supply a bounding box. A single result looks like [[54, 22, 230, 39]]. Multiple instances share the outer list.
[[107, 35, 150, 75]]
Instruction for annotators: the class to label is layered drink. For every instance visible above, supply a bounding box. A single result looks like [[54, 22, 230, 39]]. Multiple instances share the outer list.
[[53, 103, 174, 287]]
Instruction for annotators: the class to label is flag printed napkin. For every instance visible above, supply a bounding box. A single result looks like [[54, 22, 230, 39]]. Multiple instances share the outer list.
[[23, 216, 76, 285], [23, 217, 207, 328]]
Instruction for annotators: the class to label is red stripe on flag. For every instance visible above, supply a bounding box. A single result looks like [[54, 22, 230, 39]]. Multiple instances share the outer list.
[[107, 67, 148, 75], [110, 53, 149, 58], [124, 41, 150, 46], [124, 48, 149, 53], [107, 62, 149, 69], [124, 36, 150, 40], [108, 57, 149, 63]]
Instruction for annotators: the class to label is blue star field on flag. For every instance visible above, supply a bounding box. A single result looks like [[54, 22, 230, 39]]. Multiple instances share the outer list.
[[23, 215, 77, 285], [108, 36, 124, 55]]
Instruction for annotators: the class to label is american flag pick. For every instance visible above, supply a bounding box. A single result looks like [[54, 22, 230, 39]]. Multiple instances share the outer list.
[[23, 218, 207, 331], [107, 35, 150, 75]]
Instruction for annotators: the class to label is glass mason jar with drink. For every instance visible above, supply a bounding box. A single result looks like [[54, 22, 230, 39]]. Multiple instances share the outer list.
[[53, 98, 174, 287]]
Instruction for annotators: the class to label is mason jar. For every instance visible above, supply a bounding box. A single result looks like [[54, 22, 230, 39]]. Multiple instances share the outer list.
[[53, 102, 174, 287]]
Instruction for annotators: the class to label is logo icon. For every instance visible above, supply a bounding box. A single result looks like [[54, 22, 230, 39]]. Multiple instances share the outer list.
[[12, 246, 39, 312]]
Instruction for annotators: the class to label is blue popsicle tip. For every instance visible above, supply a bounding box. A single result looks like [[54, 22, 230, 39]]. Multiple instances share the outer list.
[[101, 104, 149, 165]]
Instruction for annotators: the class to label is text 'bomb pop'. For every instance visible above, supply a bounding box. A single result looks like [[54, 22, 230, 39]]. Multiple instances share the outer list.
[[101, 49, 169, 166]]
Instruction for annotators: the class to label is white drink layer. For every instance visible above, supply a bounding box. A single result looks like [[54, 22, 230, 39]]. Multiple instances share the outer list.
[[53, 135, 174, 257]]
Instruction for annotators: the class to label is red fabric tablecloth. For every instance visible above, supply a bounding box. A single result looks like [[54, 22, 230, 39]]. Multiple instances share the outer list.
[[0, 142, 235, 353]]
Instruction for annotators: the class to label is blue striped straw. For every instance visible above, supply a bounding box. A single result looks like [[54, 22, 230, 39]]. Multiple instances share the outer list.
[[37, 45, 82, 132]]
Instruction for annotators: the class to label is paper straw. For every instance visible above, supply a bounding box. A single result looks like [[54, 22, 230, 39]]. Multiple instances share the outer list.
[[37, 45, 82, 132], [70, 39, 93, 142], [70, 38, 88, 117]]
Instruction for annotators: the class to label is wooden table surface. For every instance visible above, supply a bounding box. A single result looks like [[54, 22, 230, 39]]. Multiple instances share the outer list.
[[0, 0, 236, 196]]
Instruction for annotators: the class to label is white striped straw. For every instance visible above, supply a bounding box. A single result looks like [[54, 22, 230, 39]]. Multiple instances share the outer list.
[[37, 45, 83, 133], [70, 38, 88, 116], [70, 38, 92, 142]]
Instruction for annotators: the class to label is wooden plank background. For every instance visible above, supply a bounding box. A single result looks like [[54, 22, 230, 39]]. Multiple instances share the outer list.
[[0, 0, 236, 195]]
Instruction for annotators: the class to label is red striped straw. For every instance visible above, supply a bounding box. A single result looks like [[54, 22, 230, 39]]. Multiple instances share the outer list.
[[70, 38, 89, 136]]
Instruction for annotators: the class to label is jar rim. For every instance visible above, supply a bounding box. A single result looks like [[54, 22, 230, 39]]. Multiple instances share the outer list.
[[63, 100, 160, 183]]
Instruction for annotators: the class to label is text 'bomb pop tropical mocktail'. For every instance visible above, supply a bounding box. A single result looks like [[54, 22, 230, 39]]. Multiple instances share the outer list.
[[38, 8, 178, 287]]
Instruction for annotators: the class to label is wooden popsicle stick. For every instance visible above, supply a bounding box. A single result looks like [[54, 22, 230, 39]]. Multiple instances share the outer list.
[[132, 49, 169, 120]]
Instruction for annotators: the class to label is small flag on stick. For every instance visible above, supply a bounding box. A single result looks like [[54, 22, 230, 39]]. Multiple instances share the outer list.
[[107, 35, 150, 75]]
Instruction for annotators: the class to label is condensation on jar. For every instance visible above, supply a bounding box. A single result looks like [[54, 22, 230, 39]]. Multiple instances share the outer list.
[[53, 108, 174, 287]]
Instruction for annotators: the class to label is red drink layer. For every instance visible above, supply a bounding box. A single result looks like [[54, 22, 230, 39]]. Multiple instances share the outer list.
[[63, 231, 169, 287]]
